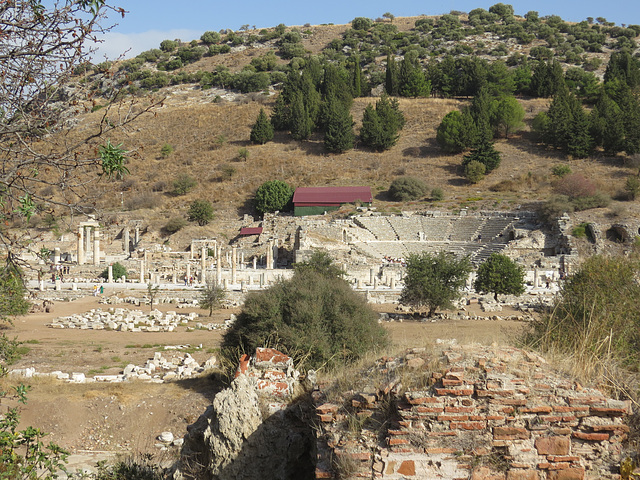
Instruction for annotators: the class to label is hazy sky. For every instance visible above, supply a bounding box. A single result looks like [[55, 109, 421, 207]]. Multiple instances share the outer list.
[[93, 0, 640, 60]]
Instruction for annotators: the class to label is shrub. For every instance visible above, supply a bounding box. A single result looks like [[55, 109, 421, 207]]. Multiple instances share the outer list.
[[163, 217, 187, 234], [254, 180, 294, 215], [554, 173, 596, 199], [464, 160, 486, 184], [199, 281, 225, 316], [160, 143, 174, 157], [524, 255, 640, 367], [351, 17, 373, 31], [160, 39, 179, 52], [172, 174, 197, 195], [388, 176, 429, 201], [218, 163, 236, 181], [99, 262, 127, 280], [125, 193, 162, 210], [431, 188, 444, 201], [188, 199, 214, 226], [237, 147, 250, 161], [551, 164, 572, 177], [200, 31, 221, 45], [572, 192, 610, 211], [222, 251, 388, 369], [625, 176, 640, 200]]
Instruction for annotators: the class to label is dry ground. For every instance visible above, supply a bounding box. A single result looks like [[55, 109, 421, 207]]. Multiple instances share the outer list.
[[0, 294, 527, 466]]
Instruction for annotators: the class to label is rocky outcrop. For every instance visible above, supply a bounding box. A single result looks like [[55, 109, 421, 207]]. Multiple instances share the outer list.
[[174, 348, 315, 480]]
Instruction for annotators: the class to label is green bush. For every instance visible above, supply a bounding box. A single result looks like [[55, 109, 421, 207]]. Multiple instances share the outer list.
[[625, 176, 640, 200], [351, 17, 373, 31], [431, 188, 444, 201], [163, 217, 187, 234], [99, 262, 127, 280], [525, 255, 640, 367], [551, 164, 572, 177], [172, 174, 197, 195], [254, 180, 294, 215], [160, 143, 173, 158], [222, 251, 387, 369], [160, 39, 179, 52], [388, 176, 429, 201], [464, 160, 486, 184], [200, 31, 221, 45], [188, 199, 214, 226]]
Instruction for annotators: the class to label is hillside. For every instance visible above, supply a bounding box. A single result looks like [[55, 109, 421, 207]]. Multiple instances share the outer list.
[[27, 10, 640, 250]]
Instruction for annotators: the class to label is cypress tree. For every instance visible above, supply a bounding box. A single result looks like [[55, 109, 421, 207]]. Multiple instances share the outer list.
[[271, 94, 290, 131], [289, 90, 313, 141], [399, 52, 430, 97], [350, 55, 362, 98], [462, 139, 501, 173], [385, 53, 398, 96], [360, 95, 405, 151], [324, 95, 355, 153], [360, 104, 382, 149], [250, 108, 274, 144]]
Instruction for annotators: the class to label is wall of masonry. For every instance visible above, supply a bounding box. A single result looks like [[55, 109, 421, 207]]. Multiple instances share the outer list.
[[314, 345, 630, 480]]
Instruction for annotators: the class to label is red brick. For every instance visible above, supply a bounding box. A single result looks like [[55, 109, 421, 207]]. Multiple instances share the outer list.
[[315, 467, 332, 478], [316, 403, 339, 414], [435, 388, 474, 396], [471, 466, 506, 480], [571, 431, 609, 441], [567, 396, 605, 406], [489, 398, 527, 406], [443, 379, 464, 386], [477, 389, 515, 397], [522, 406, 553, 413], [388, 438, 409, 445], [507, 471, 539, 480], [548, 463, 571, 470], [592, 424, 630, 433], [547, 456, 580, 462], [547, 468, 585, 480], [416, 406, 443, 413], [318, 414, 333, 422], [397, 460, 415, 476], [486, 415, 506, 421], [445, 406, 475, 413], [406, 396, 442, 405], [535, 436, 570, 455], [235, 354, 250, 377], [494, 427, 529, 440], [589, 407, 628, 416], [254, 347, 290, 365]]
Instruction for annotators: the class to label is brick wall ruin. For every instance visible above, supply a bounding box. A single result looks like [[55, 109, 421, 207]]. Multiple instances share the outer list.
[[314, 344, 630, 480]]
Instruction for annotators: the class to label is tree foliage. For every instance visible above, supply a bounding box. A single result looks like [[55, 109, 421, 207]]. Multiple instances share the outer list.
[[400, 252, 472, 317], [323, 95, 355, 153], [223, 251, 387, 369], [99, 262, 127, 280], [188, 199, 214, 226], [359, 95, 405, 151], [388, 177, 429, 201], [199, 279, 225, 316], [254, 180, 294, 215], [462, 140, 502, 174], [250, 108, 274, 145], [474, 254, 525, 301]]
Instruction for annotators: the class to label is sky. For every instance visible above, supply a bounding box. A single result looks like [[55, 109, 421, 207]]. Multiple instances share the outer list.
[[93, 0, 640, 60]]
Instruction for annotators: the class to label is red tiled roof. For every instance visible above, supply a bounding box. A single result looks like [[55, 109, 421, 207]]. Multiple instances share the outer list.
[[239, 227, 263, 236], [293, 186, 372, 204]]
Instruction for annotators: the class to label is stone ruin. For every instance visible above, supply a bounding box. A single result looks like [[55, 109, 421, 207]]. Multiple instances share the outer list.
[[173, 345, 633, 480], [10, 349, 217, 384], [46, 308, 198, 332]]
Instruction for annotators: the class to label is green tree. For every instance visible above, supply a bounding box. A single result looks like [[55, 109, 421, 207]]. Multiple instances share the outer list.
[[323, 96, 355, 153], [223, 252, 387, 369], [160, 143, 174, 158], [188, 199, 214, 226], [398, 52, 431, 97], [385, 53, 399, 96], [270, 95, 290, 131], [0, 265, 30, 324], [491, 96, 525, 138], [254, 180, 294, 215], [464, 160, 486, 183], [351, 17, 373, 31], [400, 251, 472, 317], [99, 262, 127, 280], [436, 110, 467, 153], [199, 279, 225, 316], [360, 95, 405, 151], [474, 253, 525, 302], [625, 176, 640, 200], [388, 176, 429, 201], [250, 108, 274, 144], [289, 90, 313, 141], [462, 140, 502, 173]]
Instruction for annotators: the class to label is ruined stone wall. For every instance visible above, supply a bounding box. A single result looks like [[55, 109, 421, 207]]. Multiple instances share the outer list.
[[314, 345, 630, 480]]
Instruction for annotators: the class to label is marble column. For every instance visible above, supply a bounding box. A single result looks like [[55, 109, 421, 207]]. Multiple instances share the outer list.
[[108, 265, 113, 283], [92, 229, 100, 266], [216, 247, 222, 285], [77, 227, 85, 265], [231, 246, 237, 284], [123, 228, 130, 255]]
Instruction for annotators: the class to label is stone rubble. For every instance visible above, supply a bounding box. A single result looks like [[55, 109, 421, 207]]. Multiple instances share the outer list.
[[46, 308, 199, 332], [10, 350, 217, 384]]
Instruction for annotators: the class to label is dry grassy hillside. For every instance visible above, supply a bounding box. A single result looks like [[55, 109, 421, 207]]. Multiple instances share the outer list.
[[35, 15, 640, 249]]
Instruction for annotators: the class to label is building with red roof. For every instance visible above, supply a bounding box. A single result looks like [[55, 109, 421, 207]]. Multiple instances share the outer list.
[[292, 186, 372, 216]]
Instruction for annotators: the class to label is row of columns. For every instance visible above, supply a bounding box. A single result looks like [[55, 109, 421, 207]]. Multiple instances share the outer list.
[[77, 224, 100, 266]]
